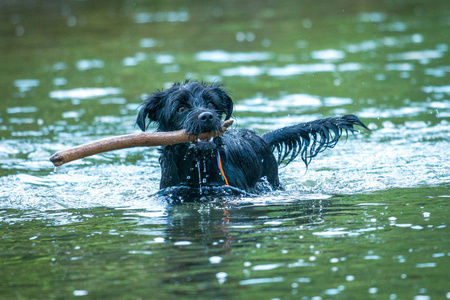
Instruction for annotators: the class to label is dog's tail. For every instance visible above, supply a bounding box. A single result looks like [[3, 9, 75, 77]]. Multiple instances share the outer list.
[[261, 114, 369, 168]]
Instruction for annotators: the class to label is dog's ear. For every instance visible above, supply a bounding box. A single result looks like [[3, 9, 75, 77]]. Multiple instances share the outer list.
[[222, 92, 234, 120], [212, 85, 234, 120], [136, 92, 165, 131]]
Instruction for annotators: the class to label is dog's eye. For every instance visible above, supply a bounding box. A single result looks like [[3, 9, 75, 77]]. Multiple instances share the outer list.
[[207, 103, 215, 110], [178, 106, 187, 113]]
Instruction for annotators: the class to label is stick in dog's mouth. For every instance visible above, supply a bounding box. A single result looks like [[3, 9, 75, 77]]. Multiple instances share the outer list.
[[50, 119, 234, 167]]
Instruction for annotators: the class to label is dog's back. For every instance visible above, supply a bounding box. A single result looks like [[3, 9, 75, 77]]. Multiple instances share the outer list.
[[220, 129, 280, 191], [218, 114, 368, 192]]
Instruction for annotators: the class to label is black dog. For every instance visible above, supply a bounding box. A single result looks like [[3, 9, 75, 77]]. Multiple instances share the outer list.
[[137, 80, 368, 193]]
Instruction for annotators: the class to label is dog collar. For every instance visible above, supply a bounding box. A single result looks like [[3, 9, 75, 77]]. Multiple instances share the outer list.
[[216, 150, 229, 186]]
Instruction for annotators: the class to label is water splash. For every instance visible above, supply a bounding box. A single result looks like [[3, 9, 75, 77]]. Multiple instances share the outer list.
[[197, 161, 203, 194], [2, 119, 446, 212]]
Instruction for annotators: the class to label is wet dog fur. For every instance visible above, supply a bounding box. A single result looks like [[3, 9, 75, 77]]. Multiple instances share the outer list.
[[137, 80, 368, 194]]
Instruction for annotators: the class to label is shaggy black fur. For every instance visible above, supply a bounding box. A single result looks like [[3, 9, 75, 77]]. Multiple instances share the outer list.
[[137, 80, 368, 194]]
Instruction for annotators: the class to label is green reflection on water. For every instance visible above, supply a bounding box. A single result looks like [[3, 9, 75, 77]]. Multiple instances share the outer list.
[[1, 0, 449, 299], [1, 186, 449, 299]]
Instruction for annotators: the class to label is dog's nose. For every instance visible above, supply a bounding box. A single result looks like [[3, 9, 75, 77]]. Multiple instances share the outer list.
[[198, 112, 213, 122]]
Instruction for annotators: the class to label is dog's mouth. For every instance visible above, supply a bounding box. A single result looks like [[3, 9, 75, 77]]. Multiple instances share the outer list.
[[192, 137, 214, 145], [187, 136, 218, 159]]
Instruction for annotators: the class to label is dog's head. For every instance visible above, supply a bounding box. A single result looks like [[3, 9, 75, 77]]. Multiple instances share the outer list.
[[137, 81, 233, 137]]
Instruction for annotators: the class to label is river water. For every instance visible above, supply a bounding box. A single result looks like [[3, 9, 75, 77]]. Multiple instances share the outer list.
[[0, 1, 449, 299]]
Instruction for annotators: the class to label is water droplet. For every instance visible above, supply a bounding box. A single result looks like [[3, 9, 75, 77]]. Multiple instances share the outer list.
[[197, 161, 203, 194], [202, 178, 207, 183], [186, 176, 191, 180]]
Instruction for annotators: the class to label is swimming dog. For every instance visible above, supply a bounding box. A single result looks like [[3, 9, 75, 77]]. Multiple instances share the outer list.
[[137, 80, 368, 193]]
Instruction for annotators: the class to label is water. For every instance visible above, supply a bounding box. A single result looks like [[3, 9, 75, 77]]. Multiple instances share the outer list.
[[1, 0, 449, 299]]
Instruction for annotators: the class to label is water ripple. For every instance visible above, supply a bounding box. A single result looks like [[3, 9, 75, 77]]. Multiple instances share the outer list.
[[134, 11, 189, 23], [196, 50, 272, 62], [14, 79, 39, 92], [49, 87, 122, 100], [76, 59, 104, 71], [221, 63, 362, 77]]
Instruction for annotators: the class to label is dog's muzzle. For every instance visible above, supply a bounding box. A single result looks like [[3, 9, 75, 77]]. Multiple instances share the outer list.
[[184, 109, 222, 137]]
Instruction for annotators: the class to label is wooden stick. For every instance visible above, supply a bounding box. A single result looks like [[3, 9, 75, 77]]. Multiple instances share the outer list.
[[50, 119, 234, 167]]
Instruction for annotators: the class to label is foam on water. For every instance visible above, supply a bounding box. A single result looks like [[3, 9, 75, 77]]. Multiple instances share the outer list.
[[1, 119, 448, 212], [280, 120, 449, 194], [0, 163, 162, 211]]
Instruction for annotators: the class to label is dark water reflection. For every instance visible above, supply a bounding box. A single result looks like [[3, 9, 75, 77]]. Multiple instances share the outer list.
[[1, 187, 449, 299], [1, 0, 450, 299]]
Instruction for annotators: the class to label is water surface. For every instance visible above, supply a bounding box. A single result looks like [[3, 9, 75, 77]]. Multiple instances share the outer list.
[[0, 0, 449, 299]]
